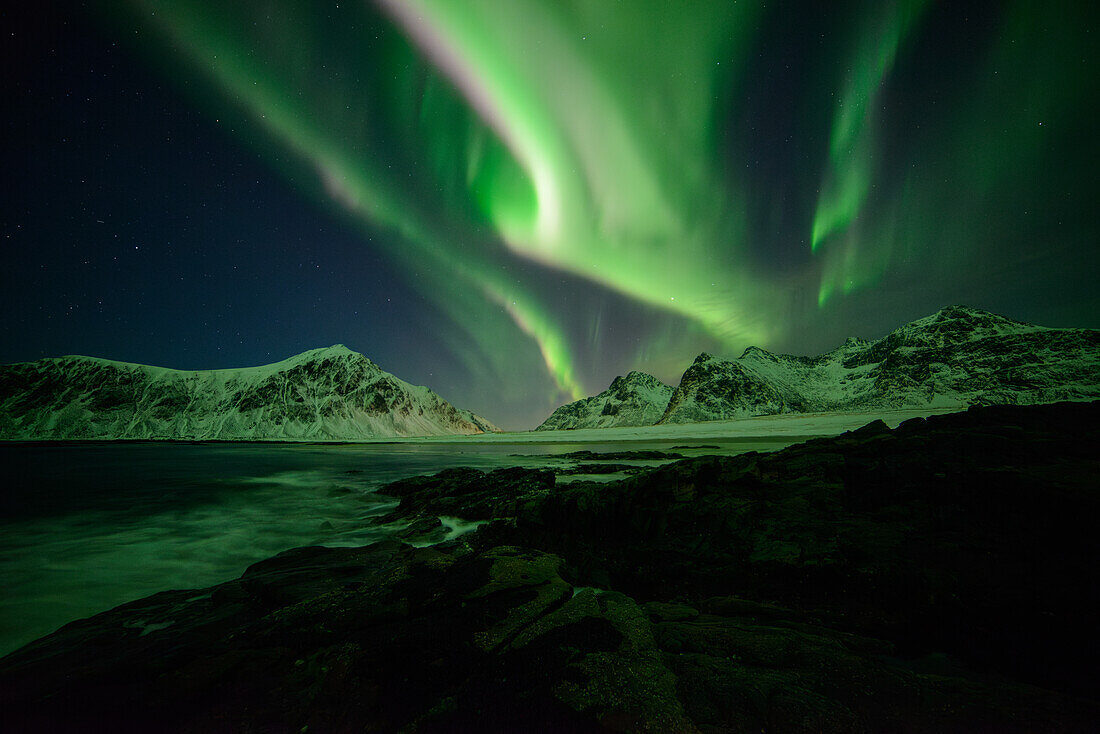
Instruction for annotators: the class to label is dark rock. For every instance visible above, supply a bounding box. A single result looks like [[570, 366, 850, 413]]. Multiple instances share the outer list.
[[554, 463, 646, 476], [382, 402, 1100, 701], [557, 449, 685, 460], [4, 401, 1099, 731], [846, 418, 889, 436], [3, 537, 1094, 732], [374, 465, 556, 526], [509, 401, 1100, 697], [396, 515, 444, 542], [0, 543, 698, 732]]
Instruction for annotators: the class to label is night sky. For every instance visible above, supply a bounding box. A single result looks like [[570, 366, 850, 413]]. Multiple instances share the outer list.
[[2, 1, 1097, 429]]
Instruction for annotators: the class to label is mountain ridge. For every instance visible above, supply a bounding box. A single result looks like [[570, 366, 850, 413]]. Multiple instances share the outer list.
[[658, 305, 1100, 423], [533, 306, 1100, 429], [0, 345, 499, 440]]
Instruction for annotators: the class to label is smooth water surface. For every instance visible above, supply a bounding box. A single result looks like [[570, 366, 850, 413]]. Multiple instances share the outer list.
[[0, 437, 794, 656]]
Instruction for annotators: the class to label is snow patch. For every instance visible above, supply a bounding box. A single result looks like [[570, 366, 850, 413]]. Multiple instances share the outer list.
[[439, 515, 490, 540], [123, 618, 175, 637]]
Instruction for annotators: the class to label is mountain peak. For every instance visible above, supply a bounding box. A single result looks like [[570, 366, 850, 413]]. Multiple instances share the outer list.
[[0, 346, 494, 440], [658, 305, 1098, 425], [897, 305, 1032, 339], [608, 374, 629, 390], [536, 370, 674, 430], [932, 304, 996, 321], [936, 304, 985, 316], [925, 304, 1029, 326], [297, 344, 356, 359], [272, 344, 374, 371], [612, 370, 661, 387], [738, 345, 776, 360]]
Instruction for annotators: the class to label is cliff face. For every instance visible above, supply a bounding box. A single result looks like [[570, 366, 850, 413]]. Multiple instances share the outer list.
[[660, 305, 1100, 423], [0, 345, 498, 440]]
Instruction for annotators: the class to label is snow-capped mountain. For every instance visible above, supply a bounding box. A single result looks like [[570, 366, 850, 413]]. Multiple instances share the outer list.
[[659, 305, 1100, 423], [0, 345, 499, 440], [536, 371, 674, 430]]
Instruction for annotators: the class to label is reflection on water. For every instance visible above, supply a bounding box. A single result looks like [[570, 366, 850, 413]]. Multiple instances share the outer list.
[[0, 438, 794, 656]]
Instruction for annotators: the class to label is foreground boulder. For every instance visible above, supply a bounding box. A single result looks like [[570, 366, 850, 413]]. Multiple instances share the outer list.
[[2, 401, 1098, 731]]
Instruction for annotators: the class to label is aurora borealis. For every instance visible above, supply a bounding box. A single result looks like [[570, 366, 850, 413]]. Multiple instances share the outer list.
[[3, 1, 1098, 428]]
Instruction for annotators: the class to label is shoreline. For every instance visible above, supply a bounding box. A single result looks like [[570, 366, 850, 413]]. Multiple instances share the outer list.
[[0, 406, 962, 446], [3, 401, 1096, 731]]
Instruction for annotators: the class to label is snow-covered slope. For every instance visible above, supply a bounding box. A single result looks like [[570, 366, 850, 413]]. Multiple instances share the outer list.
[[660, 305, 1100, 423], [536, 371, 674, 430], [0, 345, 500, 440]]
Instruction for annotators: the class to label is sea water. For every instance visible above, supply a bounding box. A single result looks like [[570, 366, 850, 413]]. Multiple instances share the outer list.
[[0, 437, 794, 657]]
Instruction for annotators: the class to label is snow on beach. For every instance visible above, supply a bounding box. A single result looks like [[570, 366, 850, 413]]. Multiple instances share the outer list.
[[387, 406, 963, 445]]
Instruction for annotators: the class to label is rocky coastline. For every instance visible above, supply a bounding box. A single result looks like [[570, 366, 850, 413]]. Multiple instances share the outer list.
[[2, 401, 1097, 731]]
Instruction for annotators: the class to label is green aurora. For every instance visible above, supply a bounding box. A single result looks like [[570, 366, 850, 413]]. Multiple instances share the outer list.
[[97, 0, 1098, 426]]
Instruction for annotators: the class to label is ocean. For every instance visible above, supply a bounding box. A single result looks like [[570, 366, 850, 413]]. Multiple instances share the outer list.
[[0, 437, 795, 657]]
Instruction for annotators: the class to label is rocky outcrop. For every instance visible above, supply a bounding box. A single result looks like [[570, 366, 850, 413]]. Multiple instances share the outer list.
[[3, 542, 1094, 732], [385, 401, 1100, 708], [537, 371, 674, 430], [0, 345, 499, 439], [0, 541, 697, 732], [659, 305, 1100, 423], [511, 402, 1100, 699], [3, 401, 1098, 731]]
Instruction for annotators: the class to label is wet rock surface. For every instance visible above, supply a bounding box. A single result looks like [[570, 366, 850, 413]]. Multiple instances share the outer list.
[[555, 449, 686, 461], [507, 403, 1100, 696], [374, 465, 557, 527], [2, 401, 1099, 731], [552, 462, 648, 476]]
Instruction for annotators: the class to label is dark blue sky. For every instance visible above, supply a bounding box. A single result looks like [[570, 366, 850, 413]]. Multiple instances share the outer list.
[[2, 2, 425, 368], [3, 1, 1098, 429]]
